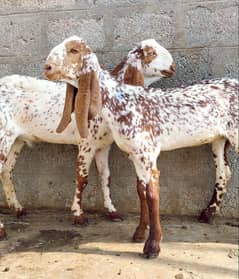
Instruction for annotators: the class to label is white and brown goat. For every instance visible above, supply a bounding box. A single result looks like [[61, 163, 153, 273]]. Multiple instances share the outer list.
[[0, 39, 174, 239], [44, 36, 238, 258]]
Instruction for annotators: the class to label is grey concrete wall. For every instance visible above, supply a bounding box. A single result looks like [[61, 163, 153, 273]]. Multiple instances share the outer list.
[[0, 0, 238, 217]]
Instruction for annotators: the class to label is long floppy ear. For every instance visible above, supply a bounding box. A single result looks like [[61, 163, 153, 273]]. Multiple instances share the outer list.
[[111, 55, 144, 86], [74, 70, 102, 138], [88, 70, 102, 119], [56, 83, 76, 133], [123, 63, 144, 86], [111, 58, 127, 77], [74, 72, 91, 138]]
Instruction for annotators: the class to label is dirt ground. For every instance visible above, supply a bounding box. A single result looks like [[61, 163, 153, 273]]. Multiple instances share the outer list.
[[0, 209, 238, 279]]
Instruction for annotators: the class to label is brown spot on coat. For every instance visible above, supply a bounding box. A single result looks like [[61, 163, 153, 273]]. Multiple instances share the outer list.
[[75, 175, 88, 207], [0, 154, 6, 162], [224, 140, 230, 166], [117, 112, 133, 126], [199, 100, 207, 107], [210, 85, 219, 90]]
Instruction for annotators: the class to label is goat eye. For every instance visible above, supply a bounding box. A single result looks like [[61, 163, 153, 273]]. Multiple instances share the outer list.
[[148, 51, 157, 56], [70, 48, 79, 54]]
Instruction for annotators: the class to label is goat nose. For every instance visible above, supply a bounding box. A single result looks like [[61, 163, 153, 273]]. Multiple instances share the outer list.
[[170, 63, 176, 72], [44, 64, 53, 72]]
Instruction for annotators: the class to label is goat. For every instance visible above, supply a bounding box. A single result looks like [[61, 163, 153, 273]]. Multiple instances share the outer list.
[[44, 36, 238, 258], [0, 39, 174, 239]]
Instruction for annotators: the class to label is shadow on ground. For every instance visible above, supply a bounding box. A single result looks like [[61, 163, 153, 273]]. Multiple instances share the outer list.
[[0, 209, 238, 279]]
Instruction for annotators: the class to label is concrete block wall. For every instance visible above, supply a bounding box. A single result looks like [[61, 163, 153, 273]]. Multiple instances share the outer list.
[[0, 0, 238, 217]]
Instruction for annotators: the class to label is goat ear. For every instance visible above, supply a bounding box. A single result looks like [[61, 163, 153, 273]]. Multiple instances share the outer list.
[[111, 58, 127, 77], [124, 63, 144, 86], [74, 72, 91, 138], [56, 83, 76, 133], [74, 70, 102, 138], [88, 71, 102, 120]]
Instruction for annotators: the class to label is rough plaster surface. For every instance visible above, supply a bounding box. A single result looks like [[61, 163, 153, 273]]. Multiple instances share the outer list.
[[0, 0, 238, 217]]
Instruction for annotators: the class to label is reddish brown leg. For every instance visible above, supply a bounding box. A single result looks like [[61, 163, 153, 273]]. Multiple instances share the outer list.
[[0, 223, 7, 240], [72, 175, 89, 226], [132, 177, 149, 242], [143, 169, 162, 258], [71, 149, 95, 226]]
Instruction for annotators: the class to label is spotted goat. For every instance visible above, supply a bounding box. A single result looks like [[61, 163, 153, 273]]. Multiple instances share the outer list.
[[44, 36, 238, 258], [0, 39, 174, 239]]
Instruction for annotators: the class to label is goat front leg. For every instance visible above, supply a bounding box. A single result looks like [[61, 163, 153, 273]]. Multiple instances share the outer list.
[[132, 177, 149, 242], [199, 139, 231, 223], [95, 145, 123, 222], [0, 139, 26, 217], [71, 146, 95, 226], [0, 222, 7, 240]]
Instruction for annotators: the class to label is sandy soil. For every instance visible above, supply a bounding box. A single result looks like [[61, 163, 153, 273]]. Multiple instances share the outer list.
[[0, 209, 238, 279]]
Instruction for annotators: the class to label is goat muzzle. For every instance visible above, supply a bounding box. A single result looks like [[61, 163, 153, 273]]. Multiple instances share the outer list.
[[160, 63, 176, 78], [44, 63, 58, 80]]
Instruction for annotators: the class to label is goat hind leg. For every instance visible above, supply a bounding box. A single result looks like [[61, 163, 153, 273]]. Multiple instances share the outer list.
[[131, 154, 162, 258], [199, 139, 231, 223], [0, 221, 7, 240], [95, 146, 123, 222]]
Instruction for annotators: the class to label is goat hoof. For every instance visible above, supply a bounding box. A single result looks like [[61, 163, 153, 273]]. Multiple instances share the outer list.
[[143, 238, 160, 259], [132, 226, 146, 242], [0, 227, 7, 240], [74, 214, 89, 226], [199, 208, 215, 224], [16, 208, 27, 218], [105, 211, 124, 222]]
